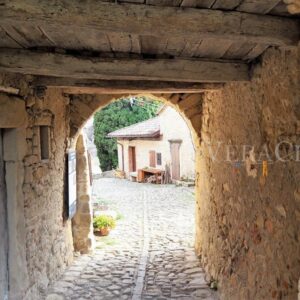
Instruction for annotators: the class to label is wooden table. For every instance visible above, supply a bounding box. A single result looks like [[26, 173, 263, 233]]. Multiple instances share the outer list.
[[137, 168, 165, 184]]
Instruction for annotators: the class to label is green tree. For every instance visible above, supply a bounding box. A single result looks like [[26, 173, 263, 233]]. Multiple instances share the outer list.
[[94, 97, 161, 171]]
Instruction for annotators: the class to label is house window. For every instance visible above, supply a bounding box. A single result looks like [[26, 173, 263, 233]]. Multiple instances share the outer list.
[[39, 126, 50, 160], [157, 153, 162, 166], [149, 150, 156, 168]]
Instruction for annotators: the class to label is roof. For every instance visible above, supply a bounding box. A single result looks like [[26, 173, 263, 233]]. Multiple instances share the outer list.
[[107, 116, 160, 139]]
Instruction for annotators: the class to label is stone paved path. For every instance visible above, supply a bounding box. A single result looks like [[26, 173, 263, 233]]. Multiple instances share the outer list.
[[46, 178, 218, 300]]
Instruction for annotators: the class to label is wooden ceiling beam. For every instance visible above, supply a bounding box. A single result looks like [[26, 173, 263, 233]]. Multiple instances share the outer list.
[[32, 77, 224, 94], [0, 1, 299, 46], [0, 49, 250, 83]]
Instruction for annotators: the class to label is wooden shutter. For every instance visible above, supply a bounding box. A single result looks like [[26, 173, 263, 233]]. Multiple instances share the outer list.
[[149, 150, 156, 168]]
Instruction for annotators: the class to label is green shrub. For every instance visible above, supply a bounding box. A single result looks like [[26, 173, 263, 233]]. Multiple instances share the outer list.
[[93, 215, 116, 230]]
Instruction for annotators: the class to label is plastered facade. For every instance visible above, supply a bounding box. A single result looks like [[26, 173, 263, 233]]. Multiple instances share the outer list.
[[117, 106, 195, 180]]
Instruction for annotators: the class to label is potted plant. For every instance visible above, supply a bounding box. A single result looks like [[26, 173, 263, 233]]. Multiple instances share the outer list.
[[93, 215, 116, 236]]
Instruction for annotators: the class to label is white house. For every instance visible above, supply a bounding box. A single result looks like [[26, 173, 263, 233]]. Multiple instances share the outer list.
[[108, 105, 195, 182]]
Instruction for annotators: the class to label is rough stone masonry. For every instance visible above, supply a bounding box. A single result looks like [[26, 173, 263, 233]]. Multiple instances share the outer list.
[[0, 45, 299, 300], [196, 47, 300, 300]]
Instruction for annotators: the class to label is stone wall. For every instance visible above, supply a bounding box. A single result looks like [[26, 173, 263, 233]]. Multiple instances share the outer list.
[[195, 47, 300, 300], [0, 76, 204, 299], [0, 74, 74, 299], [0, 129, 8, 300], [22, 88, 74, 299], [2, 46, 298, 300]]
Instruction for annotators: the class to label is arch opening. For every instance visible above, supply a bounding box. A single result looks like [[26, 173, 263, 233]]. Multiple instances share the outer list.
[[70, 92, 203, 236], [64, 93, 212, 299]]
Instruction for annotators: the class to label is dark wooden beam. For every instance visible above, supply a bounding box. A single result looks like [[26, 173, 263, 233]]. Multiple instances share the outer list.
[[32, 77, 224, 94], [0, 49, 250, 83], [0, 1, 299, 46]]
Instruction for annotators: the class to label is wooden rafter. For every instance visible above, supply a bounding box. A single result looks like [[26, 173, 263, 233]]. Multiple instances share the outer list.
[[0, 49, 250, 83], [0, 1, 299, 46], [32, 77, 224, 94]]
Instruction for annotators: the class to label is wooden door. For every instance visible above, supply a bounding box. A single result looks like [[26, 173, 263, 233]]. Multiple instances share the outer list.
[[128, 146, 136, 172], [170, 141, 181, 180], [149, 150, 156, 168], [0, 130, 8, 299]]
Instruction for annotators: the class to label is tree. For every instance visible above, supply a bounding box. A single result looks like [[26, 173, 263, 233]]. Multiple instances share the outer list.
[[94, 96, 161, 171]]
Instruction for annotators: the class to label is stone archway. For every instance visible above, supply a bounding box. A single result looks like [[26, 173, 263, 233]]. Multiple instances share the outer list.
[[69, 93, 203, 255], [68, 93, 203, 147], [0, 41, 298, 299], [63, 46, 300, 299]]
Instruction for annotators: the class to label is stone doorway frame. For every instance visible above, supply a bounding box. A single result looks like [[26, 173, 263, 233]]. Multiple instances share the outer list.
[[0, 129, 8, 300], [1, 128, 29, 299]]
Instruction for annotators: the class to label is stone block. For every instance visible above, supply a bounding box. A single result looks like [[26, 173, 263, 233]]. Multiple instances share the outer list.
[[46, 294, 65, 300], [0, 93, 27, 128], [26, 96, 35, 108], [26, 128, 33, 139], [33, 167, 45, 180], [32, 133, 39, 147], [24, 167, 33, 184], [5, 161, 30, 299], [35, 115, 52, 126], [3, 128, 27, 162], [24, 155, 39, 166]]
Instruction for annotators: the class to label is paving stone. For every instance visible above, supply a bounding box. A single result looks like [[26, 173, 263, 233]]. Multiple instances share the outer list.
[[45, 294, 65, 300], [45, 179, 218, 300]]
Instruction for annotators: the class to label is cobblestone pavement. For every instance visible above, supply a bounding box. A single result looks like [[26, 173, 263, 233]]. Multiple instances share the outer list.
[[46, 178, 218, 300]]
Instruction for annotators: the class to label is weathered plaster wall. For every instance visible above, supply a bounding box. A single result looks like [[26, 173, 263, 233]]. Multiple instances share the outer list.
[[0, 74, 75, 299], [2, 46, 298, 300], [22, 89, 74, 299], [196, 47, 300, 300], [0, 77, 203, 299]]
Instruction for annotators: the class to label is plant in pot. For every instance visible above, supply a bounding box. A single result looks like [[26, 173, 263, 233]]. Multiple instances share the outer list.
[[93, 215, 116, 236]]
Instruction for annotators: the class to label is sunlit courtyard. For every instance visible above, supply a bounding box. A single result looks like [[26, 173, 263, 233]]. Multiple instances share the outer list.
[[46, 178, 218, 300]]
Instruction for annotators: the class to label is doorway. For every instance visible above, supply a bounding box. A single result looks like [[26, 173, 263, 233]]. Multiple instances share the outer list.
[[0, 129, 8, 300], [128, 146, 136, 172], [170, 140, 181, 180], [46, 96, 216, 299]]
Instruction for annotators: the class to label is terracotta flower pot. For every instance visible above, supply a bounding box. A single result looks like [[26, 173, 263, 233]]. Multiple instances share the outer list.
[[94, 227, 110, 236], [100, 227, 111, 236]]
